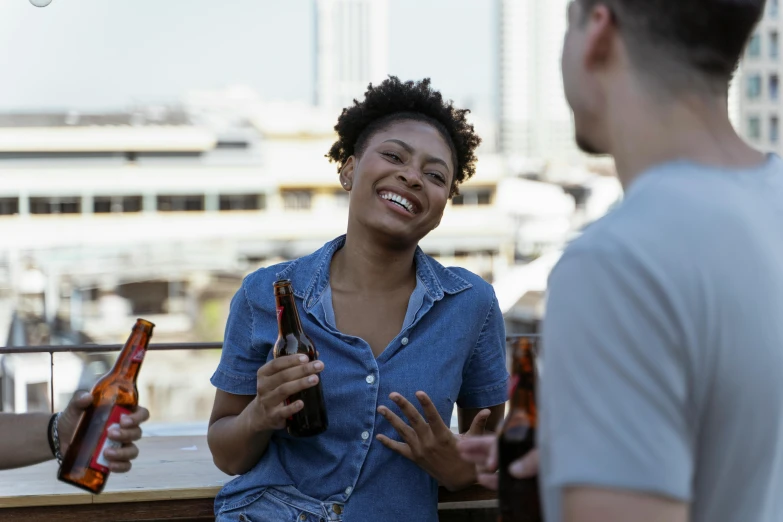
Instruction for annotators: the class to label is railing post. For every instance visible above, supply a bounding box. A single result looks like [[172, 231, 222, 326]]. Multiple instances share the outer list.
[[50, 351, 54, 414]]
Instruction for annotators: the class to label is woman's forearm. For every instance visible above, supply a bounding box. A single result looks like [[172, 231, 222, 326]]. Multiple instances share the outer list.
[[207, 401, 274, 476]]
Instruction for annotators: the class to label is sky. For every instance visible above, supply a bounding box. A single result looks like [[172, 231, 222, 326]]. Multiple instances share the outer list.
[[0, 0, 497, 119]]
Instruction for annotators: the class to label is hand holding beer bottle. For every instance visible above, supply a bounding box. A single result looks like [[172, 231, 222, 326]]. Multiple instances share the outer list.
[[57, 318, 155, 493], [271, 279, 328, 437], [245, 354, 326, 433], [56, 392, 150, 473], [457, 337, 542, 521], [242, 279, 327, 436]]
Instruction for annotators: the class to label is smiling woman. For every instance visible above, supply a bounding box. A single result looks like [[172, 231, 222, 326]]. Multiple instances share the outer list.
[[206, 77, 508, 522]]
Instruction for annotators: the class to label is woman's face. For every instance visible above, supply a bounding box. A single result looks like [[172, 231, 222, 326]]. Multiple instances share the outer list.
[[341, 119, 455, 247]]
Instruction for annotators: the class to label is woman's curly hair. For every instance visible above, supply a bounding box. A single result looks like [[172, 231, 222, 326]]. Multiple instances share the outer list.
[[326, 76, 481, 197]]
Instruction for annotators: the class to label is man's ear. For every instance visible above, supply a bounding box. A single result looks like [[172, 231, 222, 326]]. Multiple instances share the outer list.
[[583, 3, 616, 72]]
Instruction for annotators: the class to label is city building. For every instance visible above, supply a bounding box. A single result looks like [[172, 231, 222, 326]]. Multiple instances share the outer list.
[[498, 0, 583, 162], [314, 0, 390, 109], [0, 94, 622, 416], [0, 104, 531, 344], [739, 0, 782, 149]]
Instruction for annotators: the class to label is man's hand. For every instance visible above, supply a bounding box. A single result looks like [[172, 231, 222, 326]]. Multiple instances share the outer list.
[[457, 434, 539, 490], [58, 392, 151, 473], [376, 391, 490, 491]]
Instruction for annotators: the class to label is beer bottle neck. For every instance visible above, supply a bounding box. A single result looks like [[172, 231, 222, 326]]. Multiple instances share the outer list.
[[509, 350, 537, 427], [110, 326, 152, 382], [275, 292, 304, 337]]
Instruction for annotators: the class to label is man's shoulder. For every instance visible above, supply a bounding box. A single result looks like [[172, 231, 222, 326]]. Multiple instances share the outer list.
[[568, 158, 781, 258]]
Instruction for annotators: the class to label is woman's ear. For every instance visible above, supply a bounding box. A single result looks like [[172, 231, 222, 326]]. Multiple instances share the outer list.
[[339, 157, 356, 191]]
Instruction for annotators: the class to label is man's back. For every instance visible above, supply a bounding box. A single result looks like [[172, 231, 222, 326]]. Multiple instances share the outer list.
[[539, 156, 783, 522]]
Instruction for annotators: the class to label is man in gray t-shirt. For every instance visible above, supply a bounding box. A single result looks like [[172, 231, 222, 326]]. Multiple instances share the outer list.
[[540, 158, 783, 522], [460, 0, 782, 521], [538, 0, 782, 520]]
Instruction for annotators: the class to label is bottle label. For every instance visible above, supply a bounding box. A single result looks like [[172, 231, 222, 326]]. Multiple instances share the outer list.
[[508, 374, 519, 400], [131, 346, 146, 363], [277, 306, 284, 324], [90, 404, 133, 474]]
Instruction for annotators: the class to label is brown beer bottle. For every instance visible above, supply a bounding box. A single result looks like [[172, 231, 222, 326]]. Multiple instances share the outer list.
[[273, 279, 328, 437], [498, 337, 541, 522], [58, 318, 154, 494]]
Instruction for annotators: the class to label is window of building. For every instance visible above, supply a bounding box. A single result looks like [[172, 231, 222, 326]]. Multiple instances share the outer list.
[[29, 196, 82, 215], [282, 190, 313, 210], [0, 197, 19, 216], [771, 74, 780, 101], [93, 195, 143, 213], [749, 33, 762, 57], [771, 31, 779, 59], [747, 74, 762, 99], [748, 116, 762, 140], [452, 188, 493, 206], [771, 0, 779, 18], [26, 382, 49, 412], [219, 194, 265, 211], [156, 195, 205, 212], [771, 116, 779, 144], [117, 281, 169, 315], [215, 141, 249, 150]]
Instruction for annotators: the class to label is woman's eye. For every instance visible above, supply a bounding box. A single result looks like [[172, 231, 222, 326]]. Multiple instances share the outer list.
[[382, 152, 402, 162], [427, 172, 446, 183]]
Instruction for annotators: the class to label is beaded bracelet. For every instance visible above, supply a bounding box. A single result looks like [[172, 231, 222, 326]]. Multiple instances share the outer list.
[[47, 412, 64, 464]]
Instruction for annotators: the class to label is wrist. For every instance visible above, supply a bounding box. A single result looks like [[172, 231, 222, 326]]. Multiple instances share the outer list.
[[242, 398, 269, 433]]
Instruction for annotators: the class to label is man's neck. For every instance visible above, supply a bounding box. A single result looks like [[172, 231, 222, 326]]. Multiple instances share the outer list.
[[605, 82, 766, 190]]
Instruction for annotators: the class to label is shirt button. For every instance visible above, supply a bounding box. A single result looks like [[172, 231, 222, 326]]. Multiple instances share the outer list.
[[345, 486, 352, 495], [361, 431, 370, 440], [366, 374, 375, 384], [401, 337, 409, 345]]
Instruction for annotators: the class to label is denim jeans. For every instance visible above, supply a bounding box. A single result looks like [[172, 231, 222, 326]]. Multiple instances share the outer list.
[[217, 485, 345, 522]]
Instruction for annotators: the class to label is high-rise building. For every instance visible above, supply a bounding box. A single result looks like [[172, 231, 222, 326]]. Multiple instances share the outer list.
[[314, 0, 389, 110], [739, 0, 781, 151], [498, 0, 581, 161]]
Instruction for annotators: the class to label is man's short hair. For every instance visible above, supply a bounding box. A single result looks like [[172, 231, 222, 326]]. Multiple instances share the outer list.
[[581, 0, 766, 92]]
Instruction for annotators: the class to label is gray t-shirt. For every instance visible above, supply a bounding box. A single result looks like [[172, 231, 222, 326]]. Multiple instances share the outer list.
[[539, 156, 783, 522]]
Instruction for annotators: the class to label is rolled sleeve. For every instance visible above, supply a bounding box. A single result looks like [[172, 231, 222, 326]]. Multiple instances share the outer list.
[[210, 281, 268, 396], [457, 294, 509, 409]]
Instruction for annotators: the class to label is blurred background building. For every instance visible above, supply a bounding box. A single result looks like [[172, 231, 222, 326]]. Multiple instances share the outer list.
[[14, 0, 745, 431], [738, 0, 782, 151]]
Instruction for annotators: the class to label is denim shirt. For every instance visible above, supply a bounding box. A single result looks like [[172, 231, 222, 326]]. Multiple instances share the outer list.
[[210, 236, 508, 521]]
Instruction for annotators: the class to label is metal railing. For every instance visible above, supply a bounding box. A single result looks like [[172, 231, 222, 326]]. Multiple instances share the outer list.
[[0, 335, 539, 414]]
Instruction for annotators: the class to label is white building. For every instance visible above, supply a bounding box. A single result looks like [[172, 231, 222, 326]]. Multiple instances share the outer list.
[[0, 101, 625, 417], [314, 0, 390, 109], [0, 107, 531, 343], [739, 0, 782, 149], [499, 0, 582, 161]]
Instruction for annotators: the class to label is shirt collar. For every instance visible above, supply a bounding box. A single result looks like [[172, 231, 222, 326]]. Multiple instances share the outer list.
[[274, 235, 473, 313]]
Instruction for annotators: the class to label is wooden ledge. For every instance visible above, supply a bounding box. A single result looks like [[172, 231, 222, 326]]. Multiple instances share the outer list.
[[0, 435, 497, 520]]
